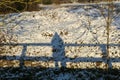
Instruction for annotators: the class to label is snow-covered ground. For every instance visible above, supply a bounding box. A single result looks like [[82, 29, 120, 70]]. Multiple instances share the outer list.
[[0, 2, 120, 79]]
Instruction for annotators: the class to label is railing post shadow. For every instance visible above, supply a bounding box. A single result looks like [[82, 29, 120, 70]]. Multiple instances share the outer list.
[[20, 45, 27, 68], [100, 44, 112, 69]]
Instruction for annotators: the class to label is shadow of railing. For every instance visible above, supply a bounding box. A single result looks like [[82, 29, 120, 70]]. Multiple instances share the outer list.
[[0, 32, 120, 68]]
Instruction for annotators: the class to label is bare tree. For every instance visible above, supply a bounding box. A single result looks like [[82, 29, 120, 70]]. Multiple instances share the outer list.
[[99, 0, 114, 69]]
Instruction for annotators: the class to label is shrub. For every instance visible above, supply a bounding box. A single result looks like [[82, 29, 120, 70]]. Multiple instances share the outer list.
[[12, 2, 26, 11], [42, 0, 52, 4]]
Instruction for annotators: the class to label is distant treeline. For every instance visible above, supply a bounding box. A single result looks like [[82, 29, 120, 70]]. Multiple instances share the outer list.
[[0, 0, 119, 14]]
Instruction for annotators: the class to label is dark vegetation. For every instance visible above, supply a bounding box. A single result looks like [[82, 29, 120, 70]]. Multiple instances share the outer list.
[[0, 0, 119, 14], [0, 0, 40, 14], [0, 67, 120, 80]]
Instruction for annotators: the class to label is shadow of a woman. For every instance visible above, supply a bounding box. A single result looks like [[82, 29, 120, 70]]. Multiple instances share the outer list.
[[51, 32, 66, 68]]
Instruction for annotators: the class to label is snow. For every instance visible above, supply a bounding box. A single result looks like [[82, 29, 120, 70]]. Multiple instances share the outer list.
[[0, 2, 120, 79]]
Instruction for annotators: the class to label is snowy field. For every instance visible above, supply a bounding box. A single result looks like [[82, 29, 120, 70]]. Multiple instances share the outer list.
[[0, 2, 120, 79]]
